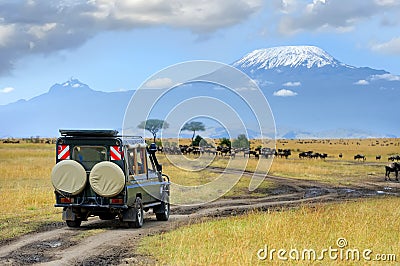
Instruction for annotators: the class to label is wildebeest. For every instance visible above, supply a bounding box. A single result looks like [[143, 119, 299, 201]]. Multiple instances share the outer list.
[[243, 149, 258, 158], [388, 155, 400, 161], [354, 154, 366, 161], [299, 151, 327, 159], [260, 148, 274, 158], [275, 149, 291, 159], [217, 146, 231, 156], [385, 162, 400, 181], [376, 155, 381, 160]]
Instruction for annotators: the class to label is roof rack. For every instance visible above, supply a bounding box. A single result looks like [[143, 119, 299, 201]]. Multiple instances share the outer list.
[[59, 129, 119, 137]]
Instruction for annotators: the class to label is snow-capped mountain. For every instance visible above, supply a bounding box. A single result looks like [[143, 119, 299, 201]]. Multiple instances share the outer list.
[[233, 45, 348, 70], [230, 45, 399, 138], [0, 79, 134, 137], [49, 78, 92, 93], [0, 46, 399, 138]]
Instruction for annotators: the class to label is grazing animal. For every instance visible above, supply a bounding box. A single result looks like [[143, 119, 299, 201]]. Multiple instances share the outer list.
[[319, 153, 328, 160], [385, 162, 400, 181], [376, 155, 381, 160], [354, 154, 366, 161], [275, 149, 291, 159], [261, 148, 274, 158], [388, 155, 400, 162], [338, 153, 343, 159], [243, 149, 258, 158], [219, 147, 231, 156]]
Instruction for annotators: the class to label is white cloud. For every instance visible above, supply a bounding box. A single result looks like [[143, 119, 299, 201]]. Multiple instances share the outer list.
[[273, 89, 297, 97], [354, 79, 369, 85], [283, 81, 301, 87], [144, 77, 174, 88], [0, 87, 15, 93], [370, 73, 400, 81], [27, 23, 57, 39], [278, 0, 400, 35], [253, 79, 274, 87], [371, 37, 400, 55], [90, 0, 263, 32], [0, 24, 15, 47], [0, 0, 263, 76], [235, 86, 257, 91], [375, 0, 398, 6]]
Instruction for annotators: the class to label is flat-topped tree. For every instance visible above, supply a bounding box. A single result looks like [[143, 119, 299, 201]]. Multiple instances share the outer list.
[[181, 121, 205, 146], [138, 119, 169, 143]]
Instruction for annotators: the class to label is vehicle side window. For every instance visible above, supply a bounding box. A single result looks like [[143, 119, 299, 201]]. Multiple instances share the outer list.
[[127, 149, 135, 175], [136, 148, 147, 175]]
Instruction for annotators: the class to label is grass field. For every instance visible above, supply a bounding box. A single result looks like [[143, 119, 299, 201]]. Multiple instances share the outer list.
[[139, 197, 400, 265], [0, 143, 61, 242], [0, 138, 399, 255]]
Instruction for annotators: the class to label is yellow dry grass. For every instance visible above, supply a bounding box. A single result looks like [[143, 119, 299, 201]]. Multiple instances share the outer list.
[[139, 138, 400, 265], [140, 197, 400, 265], [0, 138, 399, 245], [0, 143, 60, 241]]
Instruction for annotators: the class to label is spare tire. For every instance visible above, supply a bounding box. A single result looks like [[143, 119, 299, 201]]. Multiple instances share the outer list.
[[89, 161, 125, 197], [51, 160, 87, 195]]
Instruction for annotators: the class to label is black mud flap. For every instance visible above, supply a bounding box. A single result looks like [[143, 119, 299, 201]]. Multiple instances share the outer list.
[[122, 207, 137, 222]]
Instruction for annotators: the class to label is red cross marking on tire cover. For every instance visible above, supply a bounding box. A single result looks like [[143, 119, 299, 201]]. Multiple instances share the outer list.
[[110, 146, 122, 160], [57, 145, 70, 160]]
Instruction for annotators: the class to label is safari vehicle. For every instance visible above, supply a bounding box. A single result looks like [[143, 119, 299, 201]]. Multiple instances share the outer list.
[[51, 129, 170, 228]]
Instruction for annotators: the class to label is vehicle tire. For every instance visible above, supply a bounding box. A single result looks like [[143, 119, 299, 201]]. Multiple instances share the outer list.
[[66, 219, 82, 228], [89, 161, 125, 197], [128, 197, 144, 228], [51, 160, 87, 195], [155, 195, 170, 221]]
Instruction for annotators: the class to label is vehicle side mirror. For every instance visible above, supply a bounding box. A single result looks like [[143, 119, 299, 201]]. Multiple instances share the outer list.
[[148, 143, 157, 154]]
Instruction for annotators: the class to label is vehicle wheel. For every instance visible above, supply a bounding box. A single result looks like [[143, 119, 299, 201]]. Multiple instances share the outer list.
[[66, 219, 82, 228], [156, 195, 170, 221], [128, 197, 144, 228]]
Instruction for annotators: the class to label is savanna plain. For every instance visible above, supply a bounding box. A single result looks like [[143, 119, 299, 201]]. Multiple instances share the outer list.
[[0, 138, 399, 265]]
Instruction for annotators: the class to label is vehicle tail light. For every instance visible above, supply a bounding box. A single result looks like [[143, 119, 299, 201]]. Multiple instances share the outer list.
[[60, 197, 74, 203], [110, 198, 124, 204]]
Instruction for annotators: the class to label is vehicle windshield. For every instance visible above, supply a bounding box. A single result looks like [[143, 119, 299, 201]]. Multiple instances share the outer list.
[[72, 146, 107, 170]]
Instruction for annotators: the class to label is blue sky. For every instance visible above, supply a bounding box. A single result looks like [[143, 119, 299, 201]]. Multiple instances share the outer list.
[[1, 0, 400, 105]]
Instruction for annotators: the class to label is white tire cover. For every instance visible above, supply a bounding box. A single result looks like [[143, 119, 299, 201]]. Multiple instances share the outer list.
[[89, 161, 125, 197], [51, 160, 87, 195]]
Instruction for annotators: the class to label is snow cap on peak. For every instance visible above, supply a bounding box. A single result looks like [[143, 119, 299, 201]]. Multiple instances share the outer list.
[[234, 45, 346, 69], [49, 78, 91, 93], [62, 77, 86, 88]]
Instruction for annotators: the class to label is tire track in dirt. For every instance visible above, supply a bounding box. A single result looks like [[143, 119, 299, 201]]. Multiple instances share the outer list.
[[1, 167, 399, 265]]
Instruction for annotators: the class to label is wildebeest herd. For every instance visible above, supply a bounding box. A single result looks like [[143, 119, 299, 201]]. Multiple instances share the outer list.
[[299, 151, 328, 159], [160, 144, 400, 182], [163, 145, 276, 159], [2, 138, 399, 182]]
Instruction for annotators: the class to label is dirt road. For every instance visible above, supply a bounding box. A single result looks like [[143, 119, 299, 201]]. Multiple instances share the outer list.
[[1, 168, 399, 265]]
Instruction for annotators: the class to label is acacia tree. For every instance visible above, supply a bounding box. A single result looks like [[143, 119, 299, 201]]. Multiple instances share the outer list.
[[219, 137, 231, 148], [232, 134, 250, 149], [181, 121, 205, 146], [137, 119, 169, 143]]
